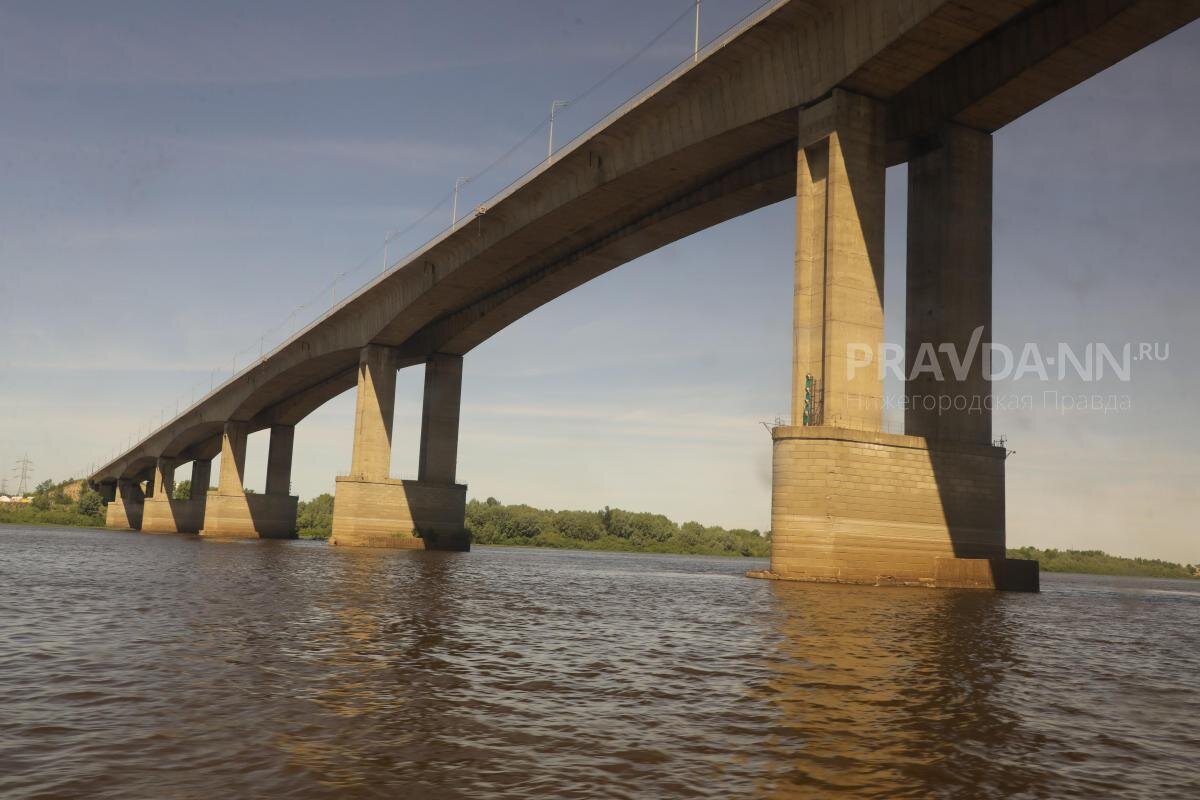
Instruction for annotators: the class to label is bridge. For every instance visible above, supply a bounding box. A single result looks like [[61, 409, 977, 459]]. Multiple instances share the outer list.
[[88, 0, 1198, 590]]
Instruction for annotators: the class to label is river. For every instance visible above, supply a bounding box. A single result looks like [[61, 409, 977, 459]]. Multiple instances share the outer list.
[[1, 525, 1197, 799]]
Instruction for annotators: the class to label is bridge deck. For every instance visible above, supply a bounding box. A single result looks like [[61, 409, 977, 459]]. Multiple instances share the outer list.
[[92, 0, 1198, 484]]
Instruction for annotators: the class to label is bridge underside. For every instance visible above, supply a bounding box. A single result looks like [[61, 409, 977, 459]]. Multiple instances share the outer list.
[[89, 0, 1196, 588]]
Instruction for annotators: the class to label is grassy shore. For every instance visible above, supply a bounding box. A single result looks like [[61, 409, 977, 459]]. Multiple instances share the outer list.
[[0, 506, 105, 529]]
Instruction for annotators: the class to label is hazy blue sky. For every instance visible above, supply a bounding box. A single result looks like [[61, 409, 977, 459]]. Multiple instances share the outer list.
[[1, 1, 1197, 562]]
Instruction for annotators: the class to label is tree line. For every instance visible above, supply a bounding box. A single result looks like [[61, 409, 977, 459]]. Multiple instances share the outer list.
[[4, 481, 1197, 578], [295, 495, 770, 557], [0, 478, 106, 527], [1007, 546, 1198, 579]]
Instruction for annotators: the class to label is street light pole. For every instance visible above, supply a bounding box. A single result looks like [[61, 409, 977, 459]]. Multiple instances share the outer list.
[[694, 0, 701, 62], [548, 100, 569, 163]]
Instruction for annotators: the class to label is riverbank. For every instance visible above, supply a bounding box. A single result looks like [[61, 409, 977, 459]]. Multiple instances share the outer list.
[[0, 507, 105, 529], [6, 497, 1195, 579], [1007, 546, 1197, 580]]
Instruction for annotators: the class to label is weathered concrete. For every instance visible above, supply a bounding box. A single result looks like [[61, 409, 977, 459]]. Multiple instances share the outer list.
[[330, 478, 469, 551], [199, 422, 298, 539], [142, 497, 206, 534], [765, 90, 1030, 590], [794, 90, 886, 431], [151, 457, 176, 500], [763, 426, 1034, 590], [906, 124, 993, 444], [200, 493, 299, 540], [265, 424, 295, 496], [933, 556, 1039, 592], [348, 345, 399, 482], [142, 458, 210, 534], [332, 348, 469, 549], [192, 460, 212, 497], [105, 479, 144, 531], [418, 354, 462, 484]]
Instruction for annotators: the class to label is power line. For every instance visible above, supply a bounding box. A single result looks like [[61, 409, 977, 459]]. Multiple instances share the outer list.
[[12, 454, 33, 496]]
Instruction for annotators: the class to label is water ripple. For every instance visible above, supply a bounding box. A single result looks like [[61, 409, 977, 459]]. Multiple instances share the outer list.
[[1, 527, 1197, 799]]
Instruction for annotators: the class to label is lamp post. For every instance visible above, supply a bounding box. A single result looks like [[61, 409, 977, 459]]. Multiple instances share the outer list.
[[548, 100, 570, 163], [694, 0, 701, 62]]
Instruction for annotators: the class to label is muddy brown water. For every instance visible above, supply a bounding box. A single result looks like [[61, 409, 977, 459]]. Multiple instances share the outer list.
[[1, 526, 1197, 798]]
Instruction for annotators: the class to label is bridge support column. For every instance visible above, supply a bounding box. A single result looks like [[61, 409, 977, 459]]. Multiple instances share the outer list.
[[192, 459, 212, 497], [331, 347, 468, 550], [758, 91, 1036, 591], [265, 424, 295, 496], [200, 422, 297, 540], [143, 457, 210, 534], [105, 478, 144, 530], [902, 123, 1035, 589], [906, 124, 994, 444]]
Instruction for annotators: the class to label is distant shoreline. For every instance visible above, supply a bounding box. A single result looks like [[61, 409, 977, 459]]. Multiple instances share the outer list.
[[3, 501, 1195, 580]]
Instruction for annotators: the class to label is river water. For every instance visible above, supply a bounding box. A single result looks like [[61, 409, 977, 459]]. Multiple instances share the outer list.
[[1, 526, 1197, 799]]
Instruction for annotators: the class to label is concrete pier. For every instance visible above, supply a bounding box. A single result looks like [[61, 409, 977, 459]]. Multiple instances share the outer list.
[[793, 90, 886, 431], [105, 478, 144, 531], [762, 92, 1035, 591], [906, 124, 994, 444], [142, 457, 210, 534], [331, 348, 469, 550], [200, 422, 297, 539]]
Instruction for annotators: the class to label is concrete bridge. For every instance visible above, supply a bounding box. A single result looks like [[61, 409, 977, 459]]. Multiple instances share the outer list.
[[89, 0, 1198, 589]]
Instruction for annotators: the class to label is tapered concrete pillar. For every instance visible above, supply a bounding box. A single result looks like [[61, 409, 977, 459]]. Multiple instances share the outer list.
[[191, 459, 212, 498], [105, 478, 144, 530], [265, 424, 295, 496], [152, 458, 177, 500], [906, 124, 993, 444], [200, 421, 297, 539], [761, 91, 1035, 591], [418, 353, 462, 484], [143, 456, 210, 534], [349, 345, 400, 481], [216, 421, 249, 495], [793, 89, 886, 431], [332, 346, 468, 551]]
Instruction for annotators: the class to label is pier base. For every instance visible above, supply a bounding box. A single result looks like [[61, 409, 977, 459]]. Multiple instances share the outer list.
[[760, 426, 1037, 591], [330, 477, 469, 550], [105, 496, 143, 531], [198, 493, 298, 540], [141, 497, 207, 534]]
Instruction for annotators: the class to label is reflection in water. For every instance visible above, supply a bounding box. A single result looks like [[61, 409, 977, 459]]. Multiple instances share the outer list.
[[1, 527, 1198, 799], [755, 584, 1035, 798]]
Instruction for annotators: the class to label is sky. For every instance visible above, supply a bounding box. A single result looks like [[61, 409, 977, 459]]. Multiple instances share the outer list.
[[0, 1, 1197, 563]]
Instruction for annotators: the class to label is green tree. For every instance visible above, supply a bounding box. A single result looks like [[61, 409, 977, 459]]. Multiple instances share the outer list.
[[77, 489, 104, 517], [173, 480, 192, 500], [297, 493, 335, 539]]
